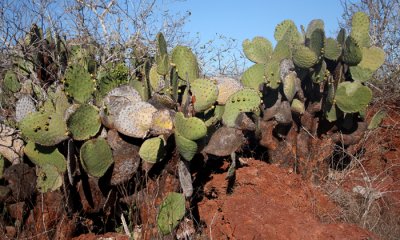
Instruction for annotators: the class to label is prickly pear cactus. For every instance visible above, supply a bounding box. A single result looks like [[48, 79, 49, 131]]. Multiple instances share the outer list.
[[242, 36, 273, 64], [67, 104, 101, 141], [15, 95, 36, 122], [334, 81, 372, 113], [324, 38, 342, 61], [171, 46, 199, 82], [368, 110, 386, 130], [24, 141, 66, 173], [174, 112, 207, 141], [63, 63, 95, 103], [292, 45, 318, 68], [80, 138, 113, 178], [350, 11, 370, 48], [157, 192, 186, 235], [139, 136, 165, 164], [213, 76, 243, 105], [240, 64, 265, 90], [114, 101, 157, 138], [3, 71, 21, 93], [222, 88, 261, 127], [190, 78, 218, 112], [36, 164, 63, 193]]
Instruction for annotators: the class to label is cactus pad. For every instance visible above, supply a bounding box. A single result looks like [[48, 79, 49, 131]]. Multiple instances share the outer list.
[[214, 77, 243, 105], [241, 64, 265, 90], [36, 164, 63, 193], [351, 12, 370, 47], [67, 104, 101, 141], [292, 45, 318, 68], [3, 71, 21, 93], [64, 63, 94, 103], [80, 138, 113, 178], [20, 109, 68, 146], [264, 60, 281, 89], [343, 36, 362, 66], [368, 110, 386, 130], [24, 141, 66, 173], [222, 88, 261, 127], [139, 137, 165, 163], [190, 78, 218, 112], [242, 37, 273, 64], [174, 112, 207, 141], [305, 19, 324, 39], [175, 130, 198, 161], [324, 38, 342, 61], [283, 72, 297, 102], [115, 101, 157, 138], [157, 192, 186, 235], [335, 81, 372, 113], [274, 20, 301, 43], [291, 99, 305, 114], [149, 65, 166, 92], [171, 46, 199, 82], [358, 46, 385, 71], [15, 95, 36, 122]]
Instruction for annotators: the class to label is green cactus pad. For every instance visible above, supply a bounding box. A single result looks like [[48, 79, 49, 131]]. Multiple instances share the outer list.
[[20, 110, 68, 146], [343, 36, 362, 66], [171, 46, 199, 83], [351, 12, 370, 48], [24, 141, 66, 173], [264, 60, 281, 89], [94, 63, 130, 102], [292, 45, 318, 68], [324, 38, 342, 61], [36, 164, 63, 193], [203, 105, 225, 127], [157, 192, 186, 235], [174, 112, 207, 141], [274, 20, 301, 44], [305, 19, 324, 39], [130, 79, 149, 101], [149, 65, 166, 92], [139, 137, 165, 164], [242, 37, 273, 64], [310, 60, 327, 83], [325, 103, 338, 122], [368, 110, 386, 130], [291, 99, 305, 114], [175, 130, 198, 161], [115, 101, 157, 138], [80, 138, 113, 178], [214, 77, 243, 105], [309, 28, 325, 57], [283, 72, 297, 102], [3, 71, 21, 93], [190, 78, 219, 112], [337, 28, 346, 45], [240, 64, 265, 90], [15, 95, 36, 122], [64, 64, 94, 103], [222, 88, 261, 127], [349, 65, 374, 82], [335, 81, 372, 113], [67, 104, 101, 141], [156, 32, 168, 56], [358, 46, 385, 71], [155, 32, 169, 76], [272, 41, 292, 61]]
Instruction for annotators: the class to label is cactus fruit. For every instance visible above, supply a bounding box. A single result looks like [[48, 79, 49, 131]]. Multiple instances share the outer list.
[[324, 38, 342, 61], [3, 71, 21, 93], [36, 164, 63, 193], [157, 192, 186, 235], [80, 138, 113, 178], [19, 109, 68, 146], [343, 36, 362, 66], [213, 76, 243, 105], [171, 46, 199, 82], [114, 101, 157, 138], [67, 104, 101, 141], [222, 88, 261, 127], [292, 45, 318, 68], [334, 81, 372, 113], [283, 72, 297, 102], [15, 95, 36, 122], [139, 136, 166, 164], [64, 63, 95, 103], [242, 37, 273, 64], [174, 112, 207, 140], [24, 141, 66, 172], [351, 11, 370, 48], [190, 78, 218, 112], [240, 64, 265, 90]]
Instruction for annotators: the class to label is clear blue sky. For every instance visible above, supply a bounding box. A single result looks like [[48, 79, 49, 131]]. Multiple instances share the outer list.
[[170, 0, 344, 45]]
